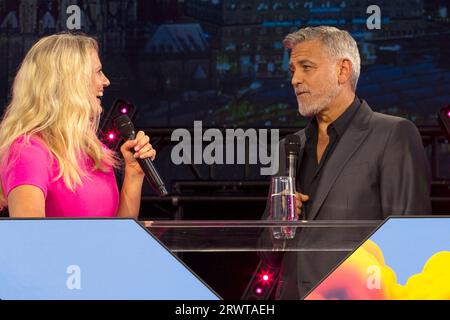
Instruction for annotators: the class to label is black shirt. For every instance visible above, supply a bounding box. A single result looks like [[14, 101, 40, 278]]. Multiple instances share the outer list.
[[297, 96, 361, 219]]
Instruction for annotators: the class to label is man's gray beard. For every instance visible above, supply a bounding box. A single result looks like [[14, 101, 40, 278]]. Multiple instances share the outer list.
[[297, 85, 340, 117], [297, 99, 328, 117]]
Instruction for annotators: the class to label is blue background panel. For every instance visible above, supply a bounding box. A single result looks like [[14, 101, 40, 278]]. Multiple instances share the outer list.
[[0, 219, 219, 300]]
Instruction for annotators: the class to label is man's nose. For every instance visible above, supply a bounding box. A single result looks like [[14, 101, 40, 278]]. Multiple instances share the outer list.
[[291, 70, 304, 88]]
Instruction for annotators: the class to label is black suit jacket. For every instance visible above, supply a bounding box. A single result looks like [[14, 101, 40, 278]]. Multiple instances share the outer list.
[[261, 99, 431, 299]]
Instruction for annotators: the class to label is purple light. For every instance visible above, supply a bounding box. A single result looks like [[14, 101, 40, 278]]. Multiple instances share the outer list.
[[108, 133, 115, 140], [255, 288, 263, 295], [447, 110, 450, 118], [120, 107, 128, 114]]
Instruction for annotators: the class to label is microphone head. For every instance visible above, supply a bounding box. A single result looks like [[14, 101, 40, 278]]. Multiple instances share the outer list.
[[114, 115, 135, 138], [285, 134, 301, 155]]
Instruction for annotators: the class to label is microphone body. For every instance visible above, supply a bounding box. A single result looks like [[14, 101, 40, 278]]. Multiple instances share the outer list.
[[115, 115, 168, 196], [285, 134, 302, 218], [287, 153, 297, 180], [285, 135, 301, 181]]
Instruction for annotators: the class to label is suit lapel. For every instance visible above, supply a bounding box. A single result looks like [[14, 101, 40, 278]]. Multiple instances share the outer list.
[[307, 101, 373, 220]]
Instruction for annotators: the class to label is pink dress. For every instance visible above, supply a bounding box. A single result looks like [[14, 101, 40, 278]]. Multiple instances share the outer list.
[[1, 136, 119, 217]]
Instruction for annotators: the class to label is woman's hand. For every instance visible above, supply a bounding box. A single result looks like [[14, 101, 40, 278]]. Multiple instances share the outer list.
[[120, 131, 156, 177]]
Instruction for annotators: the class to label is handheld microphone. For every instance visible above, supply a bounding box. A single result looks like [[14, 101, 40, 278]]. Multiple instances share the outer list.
[[114, 115, 168, 196], [285, 134, 301, 180], [285, 134, 302, 219]]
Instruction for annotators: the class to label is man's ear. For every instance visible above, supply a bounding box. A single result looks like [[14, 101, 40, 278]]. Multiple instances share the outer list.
[[337, 58, 352, 85]]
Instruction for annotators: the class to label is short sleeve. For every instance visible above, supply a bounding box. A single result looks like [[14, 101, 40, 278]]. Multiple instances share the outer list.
[[1, 137, 53, 199]]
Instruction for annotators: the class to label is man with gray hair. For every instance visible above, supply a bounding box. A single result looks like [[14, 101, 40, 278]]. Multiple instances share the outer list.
[[263, 26, 431, 299]]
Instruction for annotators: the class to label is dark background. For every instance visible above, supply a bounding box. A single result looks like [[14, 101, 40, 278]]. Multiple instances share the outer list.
[[1, 0, 449, 299], [1, 0, 449, 215], [2, 1, 449, 127]]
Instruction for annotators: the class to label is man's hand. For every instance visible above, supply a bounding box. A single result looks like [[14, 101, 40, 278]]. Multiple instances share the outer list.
[[294, 192, 309, 219]]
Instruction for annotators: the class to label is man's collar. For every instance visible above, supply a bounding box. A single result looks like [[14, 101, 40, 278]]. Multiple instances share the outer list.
[[304, 96, 361, 139]]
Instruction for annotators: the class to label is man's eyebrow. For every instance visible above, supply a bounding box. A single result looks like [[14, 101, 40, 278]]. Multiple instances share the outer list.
[[297, 59, 316, 66]]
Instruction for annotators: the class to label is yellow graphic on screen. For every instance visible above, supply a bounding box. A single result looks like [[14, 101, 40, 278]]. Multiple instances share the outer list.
[[306, 240, 450, 300]]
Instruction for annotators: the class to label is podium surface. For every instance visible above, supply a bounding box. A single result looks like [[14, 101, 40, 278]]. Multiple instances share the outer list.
[[145, 218, 450, 300], [0, 219, 381, 300], [143, 220, 380, 252], [4, 218, 446, 300], [144, 219, 381, 299]]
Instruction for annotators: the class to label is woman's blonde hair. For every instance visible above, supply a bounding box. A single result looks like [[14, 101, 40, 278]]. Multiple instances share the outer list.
[[0, 32, 118, 208]]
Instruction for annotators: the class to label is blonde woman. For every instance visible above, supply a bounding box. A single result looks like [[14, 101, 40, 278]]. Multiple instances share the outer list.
[[0, 32, 156, 218]]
